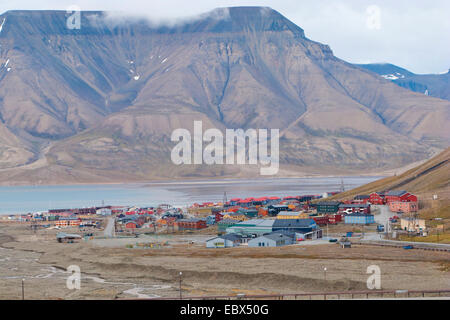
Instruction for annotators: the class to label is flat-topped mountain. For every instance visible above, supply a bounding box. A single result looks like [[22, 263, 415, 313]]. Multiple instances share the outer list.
[[0, 7, 448, 184]]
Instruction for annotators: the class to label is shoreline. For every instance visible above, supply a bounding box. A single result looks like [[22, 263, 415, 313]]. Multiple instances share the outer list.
[[0, 176, 382, 215], [0, 173, 387, 188]]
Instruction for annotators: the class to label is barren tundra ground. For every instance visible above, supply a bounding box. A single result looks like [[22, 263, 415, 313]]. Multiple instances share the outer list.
[[0, 223, 449, 300]]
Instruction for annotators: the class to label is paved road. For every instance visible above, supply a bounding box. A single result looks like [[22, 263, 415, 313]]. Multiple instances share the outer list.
[[373, 205, 394, 228], [361, 205, 395, 241], [104, 217, 115, 238], [361, 238, 450, 249]]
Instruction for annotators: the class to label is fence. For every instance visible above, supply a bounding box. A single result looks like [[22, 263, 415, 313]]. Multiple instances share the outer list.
[[142, 289, 450, 300]]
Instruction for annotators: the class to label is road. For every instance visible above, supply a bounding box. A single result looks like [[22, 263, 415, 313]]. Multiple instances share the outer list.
[[373, 205, 394, 227], [361, 205, 395, 241], [104, 217, 115, 238]]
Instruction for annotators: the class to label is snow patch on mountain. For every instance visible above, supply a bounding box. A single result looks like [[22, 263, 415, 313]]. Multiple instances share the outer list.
[[0, 18, 6, 33]]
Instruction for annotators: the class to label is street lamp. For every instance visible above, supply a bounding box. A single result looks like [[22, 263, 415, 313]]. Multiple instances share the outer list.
[[21, 278, 25, 300], [323, 267, 327, 281], [179, 272, 183, 300]]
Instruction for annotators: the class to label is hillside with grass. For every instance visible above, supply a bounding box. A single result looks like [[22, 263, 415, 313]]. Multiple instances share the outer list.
[[330, 148, 450, 239], [331, 147, 450, 200]]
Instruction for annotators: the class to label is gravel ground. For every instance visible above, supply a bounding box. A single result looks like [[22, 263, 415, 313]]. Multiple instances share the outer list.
[[1, 223, 449, 299]]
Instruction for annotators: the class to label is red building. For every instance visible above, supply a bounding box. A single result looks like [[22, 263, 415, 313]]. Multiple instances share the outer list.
[[125, 221, 140, 229], [353, 195, 370, 204], [385, 190, 418, 204], [312, 216, 329, 226], [177, 219, 207, 231], [312, 214, 342, 226], [369, 192, 385, 205], [328, 214, 342, 224], [215, 212, 224, 222]]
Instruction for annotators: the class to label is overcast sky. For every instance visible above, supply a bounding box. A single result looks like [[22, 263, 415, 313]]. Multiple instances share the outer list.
[[0, 0, 448, 74]]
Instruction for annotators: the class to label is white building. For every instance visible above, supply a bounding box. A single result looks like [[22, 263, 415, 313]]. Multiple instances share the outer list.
[[206, 234, 242, 248], [96, 208, 112, 216]]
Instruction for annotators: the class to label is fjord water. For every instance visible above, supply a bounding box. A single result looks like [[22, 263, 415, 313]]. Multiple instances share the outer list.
[[0, 177, 381, 214]]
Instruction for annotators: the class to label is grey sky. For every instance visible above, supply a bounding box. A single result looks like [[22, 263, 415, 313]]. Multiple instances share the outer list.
[[0, 0, 448, 74]]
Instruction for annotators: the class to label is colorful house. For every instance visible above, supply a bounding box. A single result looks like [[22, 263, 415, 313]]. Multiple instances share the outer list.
[[344, 214, 375, 225], [385, 190, 417, 203], [369, 192, 385, 205], [272, 219, 320, 235], [353, 195, 370, 203], [400, 218, 426, 232], [217, 219, 239, 233], [389, 201, 418, 213], [276, 211, 309, 220], [226, 219, 275, 236], [176, 218, 207, 231], [316, 201, 341, 214], [223, 212, 248, 221], [338, 203, 371, 215], [248, 232, 294, 247], [206, 234, 242, 248]]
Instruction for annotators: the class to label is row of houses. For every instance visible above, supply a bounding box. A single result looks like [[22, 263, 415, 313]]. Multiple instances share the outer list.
[[314, 202, 371, 215], [355, 190, 418, 213]]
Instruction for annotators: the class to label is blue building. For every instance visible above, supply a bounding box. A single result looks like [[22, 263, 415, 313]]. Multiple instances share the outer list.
[[206, 215, 216, 225], [344, 214, 375, 225]]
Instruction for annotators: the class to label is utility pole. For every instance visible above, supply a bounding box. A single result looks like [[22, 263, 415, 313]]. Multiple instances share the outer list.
[[179, 272, 183, 300], [223, 191, 228, 207], [21, 278, 25, 300]]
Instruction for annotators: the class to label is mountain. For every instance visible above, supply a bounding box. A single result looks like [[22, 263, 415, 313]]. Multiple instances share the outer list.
[[0, 7, 449, 184], [356, 63, 450, 101]]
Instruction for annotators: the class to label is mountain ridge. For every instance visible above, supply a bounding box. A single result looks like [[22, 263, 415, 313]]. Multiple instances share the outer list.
[[0, 7, 448, 184]]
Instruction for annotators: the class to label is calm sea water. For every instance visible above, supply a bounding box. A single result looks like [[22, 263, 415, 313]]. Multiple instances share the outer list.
[[0, 176, 381, 214]]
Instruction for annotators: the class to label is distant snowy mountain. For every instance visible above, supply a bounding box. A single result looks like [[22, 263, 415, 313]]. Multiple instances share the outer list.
[[356, 63, 450, 101]]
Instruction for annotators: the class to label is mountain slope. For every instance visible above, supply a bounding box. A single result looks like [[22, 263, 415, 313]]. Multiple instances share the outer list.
[[330, 147, 450, 200], [0, 8, 449, 183], [356, 63, 450, 101]]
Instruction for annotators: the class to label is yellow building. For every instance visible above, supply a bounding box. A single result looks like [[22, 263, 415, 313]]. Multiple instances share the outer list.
[[188, 207, 214, 216], [276, 211, 309, 220], [223, 212, 248, 221], [400, 218, 426, 232]]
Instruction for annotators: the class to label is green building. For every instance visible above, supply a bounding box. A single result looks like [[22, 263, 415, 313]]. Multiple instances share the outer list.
[[226, 219, 275, 236], [316, 201, 340, 214], [218, 219, 239, 233]]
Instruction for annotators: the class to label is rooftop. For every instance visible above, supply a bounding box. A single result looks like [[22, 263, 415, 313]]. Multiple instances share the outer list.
[[277, 211, 304, 216], [317, 201, 341, 206], [260, 232, 294, 241], [339, 203, 370, 208], [273, 219, 317, 228], [386, 190, 408, 196], [233, 219, 275, 228]]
